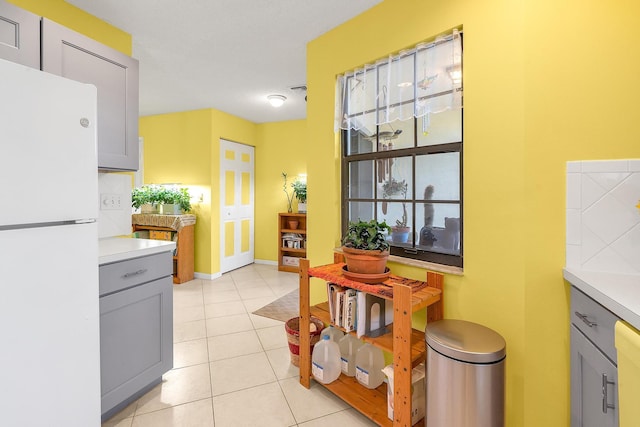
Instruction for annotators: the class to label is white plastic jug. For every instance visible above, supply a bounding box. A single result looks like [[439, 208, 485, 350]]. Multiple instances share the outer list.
[[312, 335, 341, 384], [320, 325, 344, 343], [338, 334, 363, 377], [355, 343, 385, 389]]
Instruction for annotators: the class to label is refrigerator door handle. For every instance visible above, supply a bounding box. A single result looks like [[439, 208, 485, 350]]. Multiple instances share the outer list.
[[0, 219, 95, 231], [74, 219, 97, 224]]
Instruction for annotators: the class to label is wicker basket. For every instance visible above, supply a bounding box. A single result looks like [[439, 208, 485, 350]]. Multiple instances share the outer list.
[[285, 316, 325, 367]]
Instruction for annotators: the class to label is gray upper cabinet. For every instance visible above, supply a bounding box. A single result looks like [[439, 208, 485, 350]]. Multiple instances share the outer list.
[[0, 1, 39, 68], [42, 18, 139, 171]]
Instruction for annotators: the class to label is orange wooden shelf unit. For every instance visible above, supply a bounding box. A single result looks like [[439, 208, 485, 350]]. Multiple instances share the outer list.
[[298, 253, 444, 427]]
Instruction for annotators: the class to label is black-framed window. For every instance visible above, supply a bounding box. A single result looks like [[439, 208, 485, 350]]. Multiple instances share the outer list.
[[340, 33, 463, 268]]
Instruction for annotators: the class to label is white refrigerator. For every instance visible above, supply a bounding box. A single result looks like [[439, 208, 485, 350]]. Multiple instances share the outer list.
[[0, 58, 101, 426]]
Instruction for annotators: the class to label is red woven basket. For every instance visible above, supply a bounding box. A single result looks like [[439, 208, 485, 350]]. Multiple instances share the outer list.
[[285, 316, 325, 367]]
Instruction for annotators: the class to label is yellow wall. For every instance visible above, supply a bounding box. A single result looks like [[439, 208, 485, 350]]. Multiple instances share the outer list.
[[9, 0, 131, 55], [522, 1, 640, 425], [139, 110, 213, 273], [254, 120, 308, 261], [139, 109, 259, 276], [307, 0, 640, 426]]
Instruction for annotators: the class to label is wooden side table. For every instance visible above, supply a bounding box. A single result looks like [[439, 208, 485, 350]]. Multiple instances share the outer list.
[[132, 214, 195, 284]]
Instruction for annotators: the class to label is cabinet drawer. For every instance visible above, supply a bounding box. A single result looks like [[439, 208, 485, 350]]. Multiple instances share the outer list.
[[99, 252, 172, 296], [571, 287, 620, 363]]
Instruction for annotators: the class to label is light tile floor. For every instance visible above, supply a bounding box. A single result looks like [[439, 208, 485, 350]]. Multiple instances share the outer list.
[[102, 263, 376, 427]]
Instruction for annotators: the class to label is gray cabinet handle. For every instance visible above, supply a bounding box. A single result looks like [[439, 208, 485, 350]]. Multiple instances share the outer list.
[[602, 374, 615, 413], [575, 311, 597, 327], [123, 269, 147, 278]]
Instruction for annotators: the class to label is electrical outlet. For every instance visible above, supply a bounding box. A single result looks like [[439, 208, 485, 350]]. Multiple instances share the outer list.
[[101, 193, 123, 210]]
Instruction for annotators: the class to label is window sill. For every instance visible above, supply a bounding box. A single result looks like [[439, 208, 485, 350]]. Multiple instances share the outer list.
[[387, 254, 463, 276], [333, 247, 463, 276]]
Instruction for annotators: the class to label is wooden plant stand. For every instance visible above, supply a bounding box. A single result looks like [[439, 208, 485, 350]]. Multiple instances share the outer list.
[[298, 253, 444, 426], [132, 214, 195, 284]]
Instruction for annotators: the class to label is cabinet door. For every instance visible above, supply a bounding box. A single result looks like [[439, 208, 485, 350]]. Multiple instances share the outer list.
[[41, 18, 139, 171], [0, 1, 39, 68], [571, 325, 618, 427], [99, 276, 173, 416]]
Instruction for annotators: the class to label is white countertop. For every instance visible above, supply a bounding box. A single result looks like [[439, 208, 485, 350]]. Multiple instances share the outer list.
[[564, 268, 640, 330], [99, 237, 176, 265]]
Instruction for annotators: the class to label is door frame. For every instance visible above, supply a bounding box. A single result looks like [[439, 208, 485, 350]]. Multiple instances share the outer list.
[[219, 139, 255, 273]]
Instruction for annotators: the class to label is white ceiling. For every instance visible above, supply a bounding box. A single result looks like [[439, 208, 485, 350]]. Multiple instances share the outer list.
[[66, 0, 382, 123]]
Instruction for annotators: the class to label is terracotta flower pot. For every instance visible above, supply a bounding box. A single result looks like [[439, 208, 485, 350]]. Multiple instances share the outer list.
[[288, 220, 299, 230], [342, 246, 390, 274]]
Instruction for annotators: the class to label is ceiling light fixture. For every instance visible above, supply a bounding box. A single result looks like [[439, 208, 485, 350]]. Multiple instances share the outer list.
[[267, 94, 286, 107]]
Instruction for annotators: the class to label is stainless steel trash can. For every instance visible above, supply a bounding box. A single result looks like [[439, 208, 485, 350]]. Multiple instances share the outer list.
[[425, 319, 506, 427]]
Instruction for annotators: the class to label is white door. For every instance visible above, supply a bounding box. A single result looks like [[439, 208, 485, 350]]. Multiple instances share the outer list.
[[220, 139, 255, 273]]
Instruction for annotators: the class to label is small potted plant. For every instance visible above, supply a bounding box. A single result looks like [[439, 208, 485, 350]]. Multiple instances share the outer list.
[[291, 179, 307, 213], [382, 178, 410, 243], [341, 219, 391, 274], [391, 203, 411, 243], [159, 187, 192, 214], [132, 185, 160, 213]]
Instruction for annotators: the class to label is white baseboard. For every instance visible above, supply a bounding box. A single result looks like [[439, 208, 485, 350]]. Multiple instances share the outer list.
[[195, 261, 277, 280], [194, 271, 222, 280]]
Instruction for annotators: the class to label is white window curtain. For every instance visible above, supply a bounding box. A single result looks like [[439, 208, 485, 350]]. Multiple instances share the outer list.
[[335, 29, 462, 133]]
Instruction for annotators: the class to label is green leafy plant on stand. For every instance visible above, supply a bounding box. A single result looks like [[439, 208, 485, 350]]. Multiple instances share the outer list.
[[291, 179, 307, 204], [160, 187, 192, 212], [131, 185, 192, 212], [342, 219, 392, 251], [131, 185, 159, 209]]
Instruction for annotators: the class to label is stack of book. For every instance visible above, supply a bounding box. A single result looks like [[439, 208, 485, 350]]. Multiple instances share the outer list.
[[326, 283, 394, 337]]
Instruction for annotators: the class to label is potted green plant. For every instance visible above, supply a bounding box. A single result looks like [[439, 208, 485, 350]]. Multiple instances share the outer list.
[[132, 185, 191, 214], [291, 179, 307, 213], [132, 185, 160, 213], [391, 203, 411, 243], [341, 219, 391, 274], [159, 187, 192, 214], [382, 178, 411, 243]]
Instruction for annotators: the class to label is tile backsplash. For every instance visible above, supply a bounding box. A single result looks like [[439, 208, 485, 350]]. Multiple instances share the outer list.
[[98, 173, 132, 238], [566, 159, 640, 274]]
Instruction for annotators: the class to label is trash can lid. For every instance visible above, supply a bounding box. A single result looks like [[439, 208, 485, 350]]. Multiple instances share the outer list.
[[426, 319, 506, 364]]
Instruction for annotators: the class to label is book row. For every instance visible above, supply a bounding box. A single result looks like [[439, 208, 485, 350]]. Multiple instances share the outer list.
[[326, 283, 394, 338]]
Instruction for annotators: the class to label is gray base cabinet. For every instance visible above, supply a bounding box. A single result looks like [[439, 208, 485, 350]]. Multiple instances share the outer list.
[[0, 1, 39, 68], [570, 287, 619, 427], [571, 326, 618, 426], [99, 252, 173, 420]]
